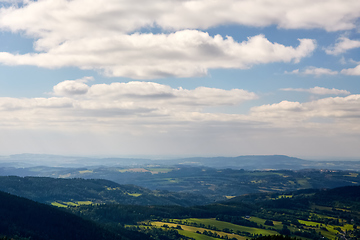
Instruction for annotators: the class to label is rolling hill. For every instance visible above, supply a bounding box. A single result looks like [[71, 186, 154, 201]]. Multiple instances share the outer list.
[[0, 176, 209, 206], [0, 190, 149, 240]]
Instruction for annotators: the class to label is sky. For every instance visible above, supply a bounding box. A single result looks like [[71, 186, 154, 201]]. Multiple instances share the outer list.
[[0, 0, 360, 159]]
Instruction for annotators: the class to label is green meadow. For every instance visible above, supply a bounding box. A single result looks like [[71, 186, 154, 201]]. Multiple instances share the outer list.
[[51, 200, 93, 208]]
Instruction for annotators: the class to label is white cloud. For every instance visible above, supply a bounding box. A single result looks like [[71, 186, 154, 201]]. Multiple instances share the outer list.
[[301, 67, 338, 76], [250, 95, 360, 128], [325, 37, 360, 55], [52, 80, 258, 108], [280, 87, 350, 95], [0, 80, 258, 126], [5, 0, 354, 79], [285, 66, 338, 76], [341, 64, 360, 76], [53, 76, 93, 96], [1, 0, 359, 36], [340, 58, 360, 76], [0, 97, 73, 111], [0, 32, 316, 79], [1, 78, 359, 134], [284, 69, 300, 75], [1, 78, 360, 157]]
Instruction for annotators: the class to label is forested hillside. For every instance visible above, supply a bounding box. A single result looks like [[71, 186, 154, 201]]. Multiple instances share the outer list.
[[0, 176, 208, 206], [68, 186, 360, 240], [0, 191, 149, 240]]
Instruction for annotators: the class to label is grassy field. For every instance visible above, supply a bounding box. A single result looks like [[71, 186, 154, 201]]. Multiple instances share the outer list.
[[127, 193, 142, 197], [133, 204, 356, 240], [298, 218, 353, 240], [51, 202, 68, 208], [296, 178, 311, 188], [176, 230, 219, 240], [225, 196, 236, 199], [182, 218, 278, 235], [51, 200, 93, 208], [78, 170, 93, 174], [150, 221, 248, 240], [344, 173, 359, 177]]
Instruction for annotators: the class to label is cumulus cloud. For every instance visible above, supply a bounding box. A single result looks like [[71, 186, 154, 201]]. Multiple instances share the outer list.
[[285, 66, 338, 76], [1, 78, 360, 157], [325, 37, 360, 55], [325, 36, 360, 75], [0, 79, 258, 125], [299, 67, 338, 76], [0, 32, 316, 79], [280, 87, 350, 95], [0, 0, 336, 78], [1, 78, 360, 134], [250, 95, 360, 128], [0, 97, 73, 111], [1, 0, 359, 36], [52, 80, 258, 107], [53, 76, 93, 96], [341, 64, 360, 76]]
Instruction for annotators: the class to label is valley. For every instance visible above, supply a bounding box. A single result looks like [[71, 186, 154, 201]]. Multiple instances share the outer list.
[[0, 155, 359, 240]]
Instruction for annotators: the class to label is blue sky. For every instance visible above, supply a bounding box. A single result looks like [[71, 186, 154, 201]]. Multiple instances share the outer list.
[[0, 0, 360, 159]]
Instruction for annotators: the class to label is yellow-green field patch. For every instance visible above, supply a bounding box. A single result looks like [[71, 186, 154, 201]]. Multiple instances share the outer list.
[[299, 219, 322, 227], [176, 229, 219, 240], [76, 201, 93, 205], [151, 221, 248, 240], [298, 219, 353, 240], [344, 173, 358, 177], [127, 193, 142, 197], [225, 196, 236, 199], [79, 170, 93, 174], [51, 200, 93, 207], [176, 218, 278, 236], [51, 202, 68, 208]]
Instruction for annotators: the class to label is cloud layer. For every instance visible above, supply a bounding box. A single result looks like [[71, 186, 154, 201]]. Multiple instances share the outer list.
[[4, 0, 353, 78], [0, 78, 359, 156], [280, 87, 350, 95], [0, 79, 258, 129], [250, 94, 360, 131], [1, 0, 359, 35], [285, 67, 338, 76], [325, 37, 360, 55], [0, 79, 359, 135], [0, 30, 316, 78]]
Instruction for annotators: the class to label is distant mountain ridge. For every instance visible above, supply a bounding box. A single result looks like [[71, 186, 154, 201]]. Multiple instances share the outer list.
[[165, 155, 306, 169], [1, 154, 359, 170]]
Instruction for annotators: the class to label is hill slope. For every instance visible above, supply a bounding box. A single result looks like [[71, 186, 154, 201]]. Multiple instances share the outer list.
[[0, 176, 208, 206], [0, 190, 149, 240]]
